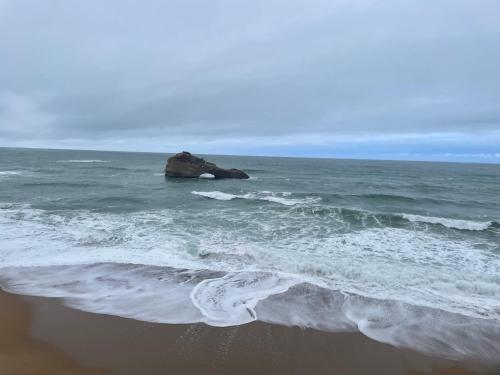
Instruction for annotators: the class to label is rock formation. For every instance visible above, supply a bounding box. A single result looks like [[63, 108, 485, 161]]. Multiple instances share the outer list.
[[165, 151, 249, 179]]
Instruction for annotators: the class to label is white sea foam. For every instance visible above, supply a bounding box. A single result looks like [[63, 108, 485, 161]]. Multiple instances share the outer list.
[[258, 195, 312, 206], [1, 204, 498, 318], [2, 264, 499, 363], [191, 191, 320, 206], [402, 214, 492, 231], [0, 264, 206, 324], [198, 173, 215, 179], [191, 272, 297, 326], [0, 171, 22, 175], [0, 170, 25, 179], [0, 204, 499, 363], [192, 191, 236, 200]]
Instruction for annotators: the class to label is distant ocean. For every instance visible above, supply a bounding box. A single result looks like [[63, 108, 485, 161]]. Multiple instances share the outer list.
[[1, 147, 499, 362]]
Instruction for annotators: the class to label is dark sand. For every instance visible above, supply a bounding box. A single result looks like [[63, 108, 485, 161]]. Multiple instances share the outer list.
[[0, 289, 106, 374], [1, 288, 498, 375]]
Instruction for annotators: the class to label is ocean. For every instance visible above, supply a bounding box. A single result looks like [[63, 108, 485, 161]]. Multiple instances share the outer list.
[[1, 147, 499, 362]]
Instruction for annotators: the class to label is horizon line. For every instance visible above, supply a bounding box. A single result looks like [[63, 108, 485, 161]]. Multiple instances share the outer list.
[[1, 145, 499, 166]]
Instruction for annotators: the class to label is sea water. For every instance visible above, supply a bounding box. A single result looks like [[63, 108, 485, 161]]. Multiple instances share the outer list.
[[1, 147, 499, 362]]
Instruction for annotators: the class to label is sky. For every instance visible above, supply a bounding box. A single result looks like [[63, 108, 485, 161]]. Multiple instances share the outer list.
[[1, 0, 499, 163]]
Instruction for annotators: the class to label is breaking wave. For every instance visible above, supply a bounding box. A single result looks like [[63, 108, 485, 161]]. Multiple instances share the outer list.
[[1, 264, 499, 364], [401, 214, 493, 231], [0, 170, 28, 179], [0, 170, 23, 176], [192, 191, 321, 206], [0, 200, 499, 364], [290, 206, 496, 232]]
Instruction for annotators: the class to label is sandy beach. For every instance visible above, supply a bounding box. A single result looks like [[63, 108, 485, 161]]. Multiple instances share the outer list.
[[0, 289, 106, 374], [1, 288, 497, 375]]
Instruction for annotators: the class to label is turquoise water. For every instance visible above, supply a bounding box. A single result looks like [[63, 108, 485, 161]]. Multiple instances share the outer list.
[[1, 147, 499, 362]]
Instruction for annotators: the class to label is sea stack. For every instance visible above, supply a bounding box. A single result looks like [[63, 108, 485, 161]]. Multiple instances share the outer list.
[[165, 151, 249, 179]]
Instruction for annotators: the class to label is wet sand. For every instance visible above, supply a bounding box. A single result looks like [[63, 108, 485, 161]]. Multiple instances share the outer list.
[[1, 288, 498, 375], [0, 289, 106, 374]]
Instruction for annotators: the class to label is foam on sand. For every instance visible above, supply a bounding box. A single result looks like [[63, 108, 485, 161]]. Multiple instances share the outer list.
[[191, 272, 297, 326], [2, 264, 499, 364]]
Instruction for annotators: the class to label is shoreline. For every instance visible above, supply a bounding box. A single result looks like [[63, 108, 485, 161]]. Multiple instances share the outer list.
[[1, 288, 497, 374]]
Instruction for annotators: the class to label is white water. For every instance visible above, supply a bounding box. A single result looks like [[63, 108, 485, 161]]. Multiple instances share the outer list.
[[199, 173, 215, 179], [0, 170, 22, 175], [191, 272, 297, 326], [0, 170, 26, 179], [0, 202, 499, 363], [2, 264, 499, 363], [192, 190, 321, 206], [192, 191, 236, 200], [402, 214, 492, 231]]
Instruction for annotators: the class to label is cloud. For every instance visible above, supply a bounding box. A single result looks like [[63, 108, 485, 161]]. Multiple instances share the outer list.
[[0, 0, 499, 161]]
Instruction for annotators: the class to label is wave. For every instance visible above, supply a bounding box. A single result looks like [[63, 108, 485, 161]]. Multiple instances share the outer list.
[[344, 193, 488, 207], [402, 214, 493, 231], [96, 196, 147, 205], [192, 191, 235, 200], [0, 202, 31, 210], [345, 193, 421, 203], [22, 182, 95, 188], [0, 170, 23, 176], [192, 191, 320, 206], [0, 170, 27, 179], [291, 206, 497, 232], [1, 264, 499, 364], [191, 272, 297, 326], [57, 159, 110, 163], [301, 206, 495, 233], [1, 203, 498, 315], [33, 168, 64, 174], [95, 166, 129, 171], [0, 203, 499, 363]]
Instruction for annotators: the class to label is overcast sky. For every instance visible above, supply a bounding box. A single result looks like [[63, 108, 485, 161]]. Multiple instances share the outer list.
[[1, 0, 499, 162]]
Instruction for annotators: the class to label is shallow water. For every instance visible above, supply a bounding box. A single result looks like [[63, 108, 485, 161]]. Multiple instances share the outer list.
[[1, 147, 499, 362]]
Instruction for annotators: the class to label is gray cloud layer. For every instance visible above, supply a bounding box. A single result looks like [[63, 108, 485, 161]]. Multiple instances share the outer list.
[[1, 0, 499, 158]]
